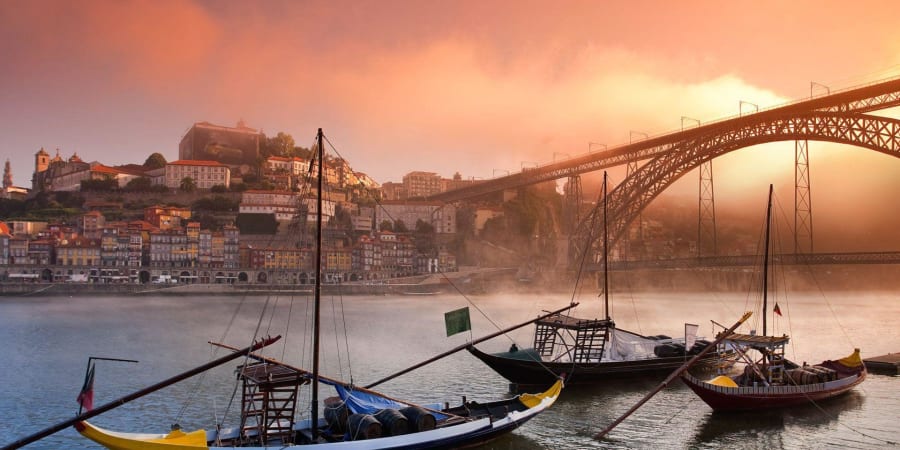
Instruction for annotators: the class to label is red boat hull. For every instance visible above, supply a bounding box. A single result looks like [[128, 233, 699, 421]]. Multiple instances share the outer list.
[[681, 369, 866, 411]]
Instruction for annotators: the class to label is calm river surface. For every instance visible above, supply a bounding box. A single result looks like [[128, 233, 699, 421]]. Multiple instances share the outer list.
[[0, 289, 897, 449]]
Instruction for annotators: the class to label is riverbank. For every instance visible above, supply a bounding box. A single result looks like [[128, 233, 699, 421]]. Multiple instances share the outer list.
[[0, 267, 519, 297], [3, 264, 900, 297]]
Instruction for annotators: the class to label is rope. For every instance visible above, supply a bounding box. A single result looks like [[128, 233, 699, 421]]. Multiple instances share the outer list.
[[781, 369, 896, 445], [173, 291, 249, 425], [218, 295, 272, 431]]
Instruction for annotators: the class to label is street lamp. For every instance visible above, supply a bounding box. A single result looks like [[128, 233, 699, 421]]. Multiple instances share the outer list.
[[589, 142, 606, 153], [739, 100, 758, 116], [810, 81, 830, 98], [681, 116, 700, 132], [630, 131, 648, 144]]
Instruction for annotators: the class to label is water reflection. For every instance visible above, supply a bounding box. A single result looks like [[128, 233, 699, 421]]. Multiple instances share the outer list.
[[689, 389, 867, 448]]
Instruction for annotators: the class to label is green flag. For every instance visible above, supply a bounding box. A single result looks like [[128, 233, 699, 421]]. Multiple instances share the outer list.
[[444, 307, 471, 337]]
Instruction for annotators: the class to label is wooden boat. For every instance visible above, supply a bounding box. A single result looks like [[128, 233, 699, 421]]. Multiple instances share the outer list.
[[65, 129, 563, 449], [679, 185, 866, 411], [467, 172, 719, 386]]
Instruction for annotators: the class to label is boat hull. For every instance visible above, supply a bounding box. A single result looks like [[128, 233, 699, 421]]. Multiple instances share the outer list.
[[467, 345, 718, 386], [680, 370, 866, 412], [76, 379, 563, 450]]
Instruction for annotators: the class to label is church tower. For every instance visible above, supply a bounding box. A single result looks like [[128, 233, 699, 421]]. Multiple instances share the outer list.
[[2, 159, 11, 189], [35, 147, 50, 173]]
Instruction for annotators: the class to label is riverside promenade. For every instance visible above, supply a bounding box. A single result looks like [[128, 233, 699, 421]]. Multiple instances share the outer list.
[[0, 267, 518, 297]]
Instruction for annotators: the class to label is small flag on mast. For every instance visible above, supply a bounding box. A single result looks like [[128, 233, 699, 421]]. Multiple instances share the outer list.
[[684, 323, 699, 350], [77, 363, 95, 413], [773, 302, 782, 316], [444, 307, 472, 337]]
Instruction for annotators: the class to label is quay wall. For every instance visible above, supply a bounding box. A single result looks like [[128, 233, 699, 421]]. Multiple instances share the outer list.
[[3, 264, 900, 297]]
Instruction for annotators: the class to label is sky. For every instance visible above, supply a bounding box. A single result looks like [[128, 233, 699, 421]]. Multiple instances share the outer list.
[[3, 0, 900, 248]]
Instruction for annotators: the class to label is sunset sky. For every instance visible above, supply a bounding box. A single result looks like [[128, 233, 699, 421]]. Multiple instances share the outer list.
[[3, 0, 900, 247]]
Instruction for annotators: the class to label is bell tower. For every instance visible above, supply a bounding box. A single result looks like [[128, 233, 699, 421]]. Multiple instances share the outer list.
[[2, 159, 12, 189], [35, 147, 50, 173]]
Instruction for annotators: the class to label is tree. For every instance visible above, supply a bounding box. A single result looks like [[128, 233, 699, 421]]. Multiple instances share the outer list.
[[81, 177, 118, 191], [394, 219, 409, 233], [179, 177, 196, 193], [266, 132, 295, 157], [379, 220, 394, 232], [124, 177, 153, 192], [414, 219, 436, 254], [143, 153, 167, 169], [210, 184, 227, 193]]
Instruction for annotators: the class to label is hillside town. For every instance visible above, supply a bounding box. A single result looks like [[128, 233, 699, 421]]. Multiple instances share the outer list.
[[0, 121, 496, 286]]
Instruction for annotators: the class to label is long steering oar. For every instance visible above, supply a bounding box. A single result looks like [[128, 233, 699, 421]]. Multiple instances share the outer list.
[[594, 311, 752, 440], [1, 335, 281, 450], [365, 302, 579, 389]]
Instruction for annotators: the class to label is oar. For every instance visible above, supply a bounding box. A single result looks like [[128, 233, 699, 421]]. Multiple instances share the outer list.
[[1, 335, 281, 450], [594, 311, 752, 440], [365, 302, 579, 389]]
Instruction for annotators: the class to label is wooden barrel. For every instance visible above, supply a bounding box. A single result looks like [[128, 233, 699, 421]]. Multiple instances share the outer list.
[[812, 365, 837, 381], [400, 406, 436, 432], [374, 408, 409, 436], [324, 396, 348, 433], [346, 414, 381, 440]]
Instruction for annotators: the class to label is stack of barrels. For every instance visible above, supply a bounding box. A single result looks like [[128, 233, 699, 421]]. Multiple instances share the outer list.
[[324, 396, 437, 441]]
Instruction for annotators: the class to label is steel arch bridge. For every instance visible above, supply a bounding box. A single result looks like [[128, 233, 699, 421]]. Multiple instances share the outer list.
[[573, 111, 900, 265], [427, 76, 900, 203]]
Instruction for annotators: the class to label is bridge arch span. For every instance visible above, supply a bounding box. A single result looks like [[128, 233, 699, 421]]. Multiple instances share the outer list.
[[578, 111, 900, 263]]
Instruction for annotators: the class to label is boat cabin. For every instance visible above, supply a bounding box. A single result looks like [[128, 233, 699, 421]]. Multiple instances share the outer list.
[[534, 313, 613, 363], [717, 332, 791, 386]]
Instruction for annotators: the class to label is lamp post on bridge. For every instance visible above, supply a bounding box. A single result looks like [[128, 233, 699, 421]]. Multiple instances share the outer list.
[[810, 81, 830, 98], [681, 116, 701, 132], [629, 131, 648, 144], [589, 142, 607, 153], [739, 100, 758, 116], [553, 152, 570, 162]]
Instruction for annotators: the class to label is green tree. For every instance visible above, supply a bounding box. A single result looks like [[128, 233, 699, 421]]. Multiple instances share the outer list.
[[414, 219, 436, 254], [394, 219, 408, 233], [143, 152, 167, 169], [179, 177, 196, 193], [379, 220, 394, 232], [124, 177, 153, 191], [266, 132, 295, 157], [81, 177, 118, 191]]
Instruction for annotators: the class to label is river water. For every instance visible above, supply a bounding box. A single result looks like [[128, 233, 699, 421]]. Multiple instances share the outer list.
[[0, 289, 897, 449]]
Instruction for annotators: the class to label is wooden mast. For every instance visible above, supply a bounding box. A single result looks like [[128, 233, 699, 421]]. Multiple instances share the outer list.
[[602, 171, 610, 321], [311, 128, 325, 441], [762, 183, 773, 337]]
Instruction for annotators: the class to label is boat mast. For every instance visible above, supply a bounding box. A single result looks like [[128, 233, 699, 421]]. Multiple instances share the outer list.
[[602, 171, 610, 321], [311, 128, 324, 441], [762, 184, 773, 337]]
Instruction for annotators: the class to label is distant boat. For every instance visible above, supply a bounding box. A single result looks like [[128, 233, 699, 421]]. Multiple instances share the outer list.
[[467, 172, 719, 387], [680, 185, 866, 411], [66, 129, 564, 449]]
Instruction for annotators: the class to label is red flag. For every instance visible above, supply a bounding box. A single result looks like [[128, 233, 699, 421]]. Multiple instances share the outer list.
[[773, 302, 782, 317], [77, 364, 95, 412]]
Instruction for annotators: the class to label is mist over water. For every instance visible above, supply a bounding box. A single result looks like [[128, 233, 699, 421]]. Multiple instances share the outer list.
[[0, 285, 896, 449]]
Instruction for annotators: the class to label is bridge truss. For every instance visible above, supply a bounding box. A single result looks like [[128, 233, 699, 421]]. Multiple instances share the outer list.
[[424, 76, 900, 269]]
